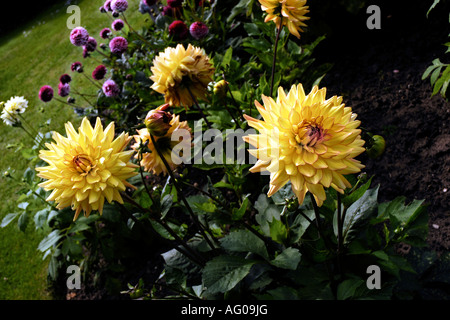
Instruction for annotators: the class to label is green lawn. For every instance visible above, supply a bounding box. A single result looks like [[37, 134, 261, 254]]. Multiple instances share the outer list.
[[0, 0, 147, 299]]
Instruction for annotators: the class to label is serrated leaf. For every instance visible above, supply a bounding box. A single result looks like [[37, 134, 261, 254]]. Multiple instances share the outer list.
[[38, 230, 62, 252], [219, 229, 269, 260], [271, 247, 301, 270], [341, 185, 379, 244], [202, 255, 257, 294]]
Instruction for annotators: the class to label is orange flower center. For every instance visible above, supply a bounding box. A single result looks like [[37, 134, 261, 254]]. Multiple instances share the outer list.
[[72, 154, 94, 174]]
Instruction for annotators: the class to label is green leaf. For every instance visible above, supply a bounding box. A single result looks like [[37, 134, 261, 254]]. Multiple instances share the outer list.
[[342, 176, 373, 208], [34, 208, 50, 229], [17, 202, 30, 211], [427, 0, 441, 17], [232, 196, 249, 221], [38, 230, 62, 253], [202, 255, 257, 294], [337, 279, 365, 300], [1, 213, 19, 228], [219, 229, 269, 260], [161, 194, 173, 219], [341, 185, 379, 244], [290, 209, 315, 243], [254, 194, 281, 237], [269, 218, 288, 244], [17, 211, 29, 232], [271, 247, 301, 270]]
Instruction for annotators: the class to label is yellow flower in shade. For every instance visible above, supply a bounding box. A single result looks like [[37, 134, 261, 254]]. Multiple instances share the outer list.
[[258, 0, 310, 39], [243, 84, 365, 206], [150, 43, 215, 109], [36, 117, 138, 220], [132, 106, 192, 176], [1, 96, 29, 126]]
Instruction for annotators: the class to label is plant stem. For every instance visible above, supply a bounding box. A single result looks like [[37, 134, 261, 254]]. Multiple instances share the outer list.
[[270, 17, 284, 98], [120, 194, 206, 266], [138, 149, 155, 204], [149, 134, 218, 250], [337, 193, 343, 275], [186, 86, 211, 129], [309, 193, 325, 240]]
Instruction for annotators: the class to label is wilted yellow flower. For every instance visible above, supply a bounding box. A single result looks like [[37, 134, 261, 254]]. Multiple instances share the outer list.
[[150, 43, 215, 109], [132, 109, 192, 176], [258, 0, 310, 39], [243, 84, 365, 206], [36, 117, 138, 220], [1, 96, 29, 126]]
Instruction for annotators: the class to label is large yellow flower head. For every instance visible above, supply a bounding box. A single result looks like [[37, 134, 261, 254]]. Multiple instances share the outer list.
[[243, 84, 365, 206], [132, 106, 192, 176], [150, 43, 215, 109], [258, 0, 310, 39], [1, 96, 29, 126], [36, 117, 138, 220]]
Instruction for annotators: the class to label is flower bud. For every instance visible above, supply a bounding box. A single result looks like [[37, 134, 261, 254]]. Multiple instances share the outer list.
[[144, 104, 173, 137], [366, 135, 386, 159], [213, 80, 228, 97]]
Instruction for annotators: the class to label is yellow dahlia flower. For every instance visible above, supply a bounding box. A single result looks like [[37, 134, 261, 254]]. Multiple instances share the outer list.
[[150, 43, 215, 109], [1, 96, 29, 126], [36, 117, 138, 220], [132, 108, 192, 176], [243, 84, 365, 206], [259, 0, 310, 39]]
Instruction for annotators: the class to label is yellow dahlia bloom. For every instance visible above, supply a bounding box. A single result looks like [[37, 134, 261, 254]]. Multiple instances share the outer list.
[[243, 84, 365, 206], [259, 0, 310, 39], [1, 96, 29, 126], [150, 43, 215, 109], [36, 117, 138, 220]]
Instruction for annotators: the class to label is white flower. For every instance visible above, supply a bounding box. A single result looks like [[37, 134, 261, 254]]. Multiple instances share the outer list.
[[1, 96, 29, 126]]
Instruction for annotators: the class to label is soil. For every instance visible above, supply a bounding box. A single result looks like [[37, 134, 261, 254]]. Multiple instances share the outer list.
[[315, 0, 450, 253], [64, 0, 450, 300]]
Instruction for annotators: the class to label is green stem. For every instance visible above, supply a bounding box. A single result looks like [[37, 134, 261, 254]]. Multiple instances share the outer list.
[[186, 86, 211, 129], [120, 194, 206, 266], [270, 17, 284, 98], [138, 148, 155, 204], [149, 134, 218, 250]]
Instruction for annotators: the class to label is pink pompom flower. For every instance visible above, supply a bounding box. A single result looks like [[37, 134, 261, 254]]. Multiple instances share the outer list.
[[58, 83, 71, 97], [102, 79, 120, 97], [112, 19, 125, 31], [60, 74, 72, 84], [70, 27, 89, 47], [92, 65, 108, 81], [189, 22, 209, 40], [84, 36, 97, 52], [39, 85, 54, 102], [109, 36, 128, 55], [168, 20, 188, 40], [100, 28, 112, 39], [111, 0, 128, 12]]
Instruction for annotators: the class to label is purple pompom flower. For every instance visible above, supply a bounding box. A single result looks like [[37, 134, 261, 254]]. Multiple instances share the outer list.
[[92, 65, 108, 81], [102, 79, 120, 97], [168, 20, 188, 40], [100, 28, 112, 39], [104, 0, 112, 11], [71, 61, 83, 73], [109, 36, 128, 55], [39, 85, 54, 102], [70, 27, 89, 47], [111, 0, 128, 12], [189, 22, 209, 40], [112, 19, 125, 31], [60, 74, 72, 84], [58, 83, 71, 97], [167, 0, 183, 8], [84, 36, 97, 52]]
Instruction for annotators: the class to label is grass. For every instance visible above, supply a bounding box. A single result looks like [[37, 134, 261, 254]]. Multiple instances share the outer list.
[[0, 0, 148, 299]]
